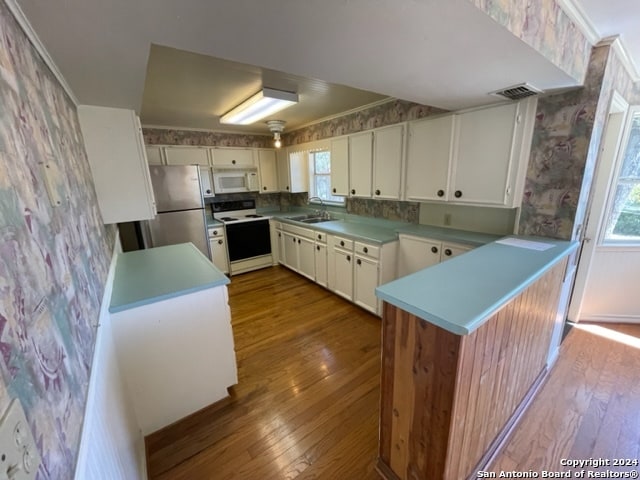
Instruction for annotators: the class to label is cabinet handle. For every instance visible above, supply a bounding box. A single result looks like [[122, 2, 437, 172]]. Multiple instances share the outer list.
[[444, 249, 452, 256], [286, 186, 290, 190], [356, 259, 361, 265], [278, 232, 281, 237], [232, 159, 236, 165], [263, 186, 267, 190], [206, 189, 212, 194], [298, 239, 301, 244], [346, 255, 351, 262], [218, 240, 223, 245], [375, 189, 381, 195], [363, 247, 368, 253], [318, 234, 322, 240], [454, 190, 462, 198], [213, 230, 218, 235], [317, 245, 320, 251], [332, 188, 336, 193], [431, 246, 438, 253], [351, 189, 356, 195], [437, 189, 445, 197], [340, 240, 345, 247], [293, 238, 296, 243]]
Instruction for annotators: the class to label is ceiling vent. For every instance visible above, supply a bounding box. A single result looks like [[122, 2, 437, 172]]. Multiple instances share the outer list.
[[490, 83, 543, 101]]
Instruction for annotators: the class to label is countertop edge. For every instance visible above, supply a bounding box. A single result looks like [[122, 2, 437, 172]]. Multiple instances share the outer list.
[[376, 239, 579, 336]]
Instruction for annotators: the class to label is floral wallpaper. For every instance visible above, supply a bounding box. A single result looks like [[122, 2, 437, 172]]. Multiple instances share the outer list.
[[347, 198, 419, 223], [0, 3, 115, 479], [143, 127, 273, 148], [284, 99, 446, 146], [470, 0, 591, 83], [517, 41, 640, 240]]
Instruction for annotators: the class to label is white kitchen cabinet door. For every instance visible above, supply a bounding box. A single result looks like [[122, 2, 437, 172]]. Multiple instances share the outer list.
[[288, 150, 309, 193], [333, 248, 354, 301], [315, 242, 328, 287], [397, 235, 441, 277], [283, 232, 299, 272], [277, 148, 290, 192], [373, 124, 404, 200], [78, 106, 156, 224], [145, 145, 165, 165], [440, 243, 471, 262], [405, 115, 454, 201], [298, 236, 316, 281], [209, 237, 229, 274], [277, 229, 286, 265], [211, 148, 255, 167], [330, 137, 349, 197], [349, 132, 373, 197], [269, 222, 281, 265], [452, 102, 517, 205], [354, 255, 379, 314], [164, 146, 210, 166], [200, 166, 214, 197], [257, 149, 278, 193]]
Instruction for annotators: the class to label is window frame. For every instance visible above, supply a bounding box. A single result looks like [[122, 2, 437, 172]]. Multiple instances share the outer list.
[[308, 149, 346, 206]]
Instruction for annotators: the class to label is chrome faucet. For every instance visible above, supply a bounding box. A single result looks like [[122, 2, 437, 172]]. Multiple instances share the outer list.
[[308, 196, 330, 219]]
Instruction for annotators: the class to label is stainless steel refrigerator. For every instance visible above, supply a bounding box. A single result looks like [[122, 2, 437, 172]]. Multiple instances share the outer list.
[[146, 165, 210, 258]]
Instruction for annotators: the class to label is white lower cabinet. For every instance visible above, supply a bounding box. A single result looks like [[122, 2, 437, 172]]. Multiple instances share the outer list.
[[269, 220, 282, 265], [281, 224, 316, 279], [208, 227, 229, 274], [314, 231, 328, 288], [283, 231, 299, 271], [333, 246, 354, 301], [397, 234, 472, 277], [354, 255, 379, 314], [298, 236, 316, 281]]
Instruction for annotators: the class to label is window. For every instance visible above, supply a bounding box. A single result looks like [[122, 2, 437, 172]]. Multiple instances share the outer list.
[[309, 150, 345, 205], [604, 109, 640, 242]]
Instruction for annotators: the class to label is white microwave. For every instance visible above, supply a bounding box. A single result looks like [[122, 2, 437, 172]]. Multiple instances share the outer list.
[[213, 168, 259, 193]]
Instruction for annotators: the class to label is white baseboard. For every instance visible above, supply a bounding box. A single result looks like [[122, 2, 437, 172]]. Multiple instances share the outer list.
[[578, 314, 640, 324]]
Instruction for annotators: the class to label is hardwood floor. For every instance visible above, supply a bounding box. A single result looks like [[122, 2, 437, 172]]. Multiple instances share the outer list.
[[146, 266, 382, 479], [146, 266, 640, 479]]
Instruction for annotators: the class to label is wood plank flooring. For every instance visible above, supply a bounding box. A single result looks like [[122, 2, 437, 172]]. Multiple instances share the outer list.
[[146, 266, 640, 479]]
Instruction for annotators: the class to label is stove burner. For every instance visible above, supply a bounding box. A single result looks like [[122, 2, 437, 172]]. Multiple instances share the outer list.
[[221, 217, 238, 222], [244, 214, 263, 218]]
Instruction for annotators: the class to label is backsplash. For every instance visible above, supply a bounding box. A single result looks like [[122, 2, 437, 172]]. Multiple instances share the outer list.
[[284, 99, 446, 146], [0, 3, 115, 479], [347, 198, 419, 223]]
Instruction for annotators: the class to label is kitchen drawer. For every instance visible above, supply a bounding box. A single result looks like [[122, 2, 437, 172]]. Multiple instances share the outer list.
[[208, 227, 224, 238], [354, 241, 379, 259], [333, 236, 353, 251], [283, 223, 314, 239], [314, 231, 327, 243]]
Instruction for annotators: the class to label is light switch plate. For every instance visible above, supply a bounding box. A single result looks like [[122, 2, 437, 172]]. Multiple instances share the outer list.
[[0, 399, 41, 480]]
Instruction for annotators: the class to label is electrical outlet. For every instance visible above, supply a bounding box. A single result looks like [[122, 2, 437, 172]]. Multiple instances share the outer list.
[[0, 399, 41, 480], [444, 213, 452, 226]]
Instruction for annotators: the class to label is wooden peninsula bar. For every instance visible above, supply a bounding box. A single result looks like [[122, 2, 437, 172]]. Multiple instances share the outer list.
[[375, 236, 578, 480]]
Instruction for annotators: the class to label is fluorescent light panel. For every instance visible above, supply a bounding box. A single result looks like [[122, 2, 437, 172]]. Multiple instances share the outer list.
[[220, 87, 298, 125]]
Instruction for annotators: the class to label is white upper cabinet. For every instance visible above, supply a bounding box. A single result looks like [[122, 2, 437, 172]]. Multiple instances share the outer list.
[[405, 115, 454, 201], [404, 97, 537, 208], [257, 149, 278, 193], [278, 148, 308, 193], [145, 146, 165, 165], [373, 124, 404, 200], [349, 132, 373, 197], [164, 146, 210, 166], [78, 106, 156, 224], [451, 102, 518, 205], [211, 147, 255, 167], [330, 137, 349, 197]]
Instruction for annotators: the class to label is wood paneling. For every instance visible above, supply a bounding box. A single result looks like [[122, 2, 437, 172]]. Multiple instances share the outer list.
[[378, 260, 567, 480]]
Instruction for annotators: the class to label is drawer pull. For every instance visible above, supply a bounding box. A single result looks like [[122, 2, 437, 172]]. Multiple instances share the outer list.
[[431, 246, 438, 253], [340, 240, 345, 247], [356, 259, 362, 266], [317, 245, 320, 251], [363, 247, 368, 254], [346, 255, 351, 262], [437, 189, 444, 197], [218, 240, 223, 245], [454, 190, 462, 198], [444, 249, 452, 256]]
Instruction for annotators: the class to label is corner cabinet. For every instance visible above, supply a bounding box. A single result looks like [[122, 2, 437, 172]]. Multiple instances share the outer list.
[[397, 234, 473, 277], [78, 106, 156, 224], [404, 97, 537, 207]]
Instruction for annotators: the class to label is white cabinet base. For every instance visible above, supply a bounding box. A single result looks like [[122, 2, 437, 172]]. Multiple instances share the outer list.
[[110, 286, 237, 435]]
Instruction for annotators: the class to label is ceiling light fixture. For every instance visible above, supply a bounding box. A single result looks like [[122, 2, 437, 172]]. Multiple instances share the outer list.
[[220, 87, 298, 125], [267, 120, 286, 149]]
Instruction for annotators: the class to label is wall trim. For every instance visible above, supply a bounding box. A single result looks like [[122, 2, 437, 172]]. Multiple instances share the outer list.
[[558, 0, 640, 82], [141, 124, 270, 137], [290, 97, 396, 132], [579, 314, 640, 324], [3, 0, 79, 105]]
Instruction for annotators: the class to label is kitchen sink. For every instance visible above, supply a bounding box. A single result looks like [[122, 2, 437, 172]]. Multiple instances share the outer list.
[[286, 214, 333, 223]]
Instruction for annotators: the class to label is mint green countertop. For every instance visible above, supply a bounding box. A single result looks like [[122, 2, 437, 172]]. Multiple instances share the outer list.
[[109, 243, 229, 313], [376, 236, 578, 335]]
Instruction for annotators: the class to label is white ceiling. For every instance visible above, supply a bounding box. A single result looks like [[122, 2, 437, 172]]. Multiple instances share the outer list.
[[13, 0, 639, 134]]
